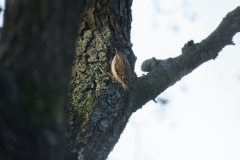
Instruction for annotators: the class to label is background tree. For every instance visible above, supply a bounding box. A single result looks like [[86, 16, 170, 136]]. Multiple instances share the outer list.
[[0, 0, 84, 159]]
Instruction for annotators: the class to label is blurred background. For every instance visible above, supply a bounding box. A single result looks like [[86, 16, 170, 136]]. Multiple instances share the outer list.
[[0, 0, 239, 160]]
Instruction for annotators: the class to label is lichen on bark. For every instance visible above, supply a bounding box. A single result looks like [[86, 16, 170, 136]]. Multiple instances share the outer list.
[[68, 26, 111, 126]]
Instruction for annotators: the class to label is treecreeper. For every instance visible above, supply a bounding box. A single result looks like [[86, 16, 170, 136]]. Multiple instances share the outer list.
[[111, 49, 131, 90]]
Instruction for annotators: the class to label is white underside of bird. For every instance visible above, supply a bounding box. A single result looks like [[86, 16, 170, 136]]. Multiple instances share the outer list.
[[111, 54, 128, 90]]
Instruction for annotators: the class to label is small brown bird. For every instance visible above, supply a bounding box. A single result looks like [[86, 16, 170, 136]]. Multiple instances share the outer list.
[[111, 49, 131, 90]]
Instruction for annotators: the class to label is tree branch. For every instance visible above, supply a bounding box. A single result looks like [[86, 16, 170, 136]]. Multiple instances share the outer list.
[[135, 6, 240, 110]]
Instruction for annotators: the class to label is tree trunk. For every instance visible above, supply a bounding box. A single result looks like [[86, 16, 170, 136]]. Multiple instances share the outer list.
[[65, 0, 137, 159], [0, 0, 83, 160], [65, 1, 240, 159]]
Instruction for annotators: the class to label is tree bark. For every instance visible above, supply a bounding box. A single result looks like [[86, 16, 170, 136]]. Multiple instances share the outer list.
[[65, 1, 240, 159], [65, 0, 136, 159], [0, 0, 83, 160]]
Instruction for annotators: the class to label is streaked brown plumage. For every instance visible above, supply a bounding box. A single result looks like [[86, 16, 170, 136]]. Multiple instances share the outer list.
[[111, 49, 131, 90]]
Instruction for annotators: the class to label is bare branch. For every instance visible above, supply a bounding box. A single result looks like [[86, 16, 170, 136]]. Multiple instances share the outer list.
[[134, 6, 240, 110]]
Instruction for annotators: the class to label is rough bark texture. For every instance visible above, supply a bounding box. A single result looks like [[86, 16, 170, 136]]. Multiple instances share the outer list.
[[0, 0, 83, 160], [66, 2, 240, 160], [65, 0, 136, 159]]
